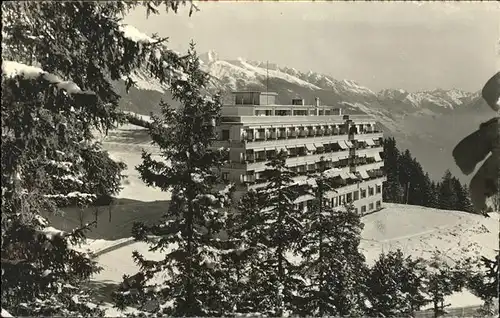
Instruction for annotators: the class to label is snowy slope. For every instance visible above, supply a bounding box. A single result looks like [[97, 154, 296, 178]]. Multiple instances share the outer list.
[[96, 118, 169, 202], [360, 203, 498, 266], [87, 203, 498, 315]]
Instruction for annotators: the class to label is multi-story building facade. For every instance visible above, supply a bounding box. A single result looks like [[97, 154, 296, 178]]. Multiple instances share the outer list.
[[213, 91, 386, 215]]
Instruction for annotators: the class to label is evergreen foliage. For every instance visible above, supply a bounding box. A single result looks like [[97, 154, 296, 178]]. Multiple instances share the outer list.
[[1, 1, 195, 315], [224, 189, 269, 314], [366, 250, 429, 317], [224, 150, 307, 316], [464, 253, 499, 308], [382, 137, 404, 203], [382, 137, 475, 213], [424, 255, 468, 318], [112, 44, 234, 316], [296, 159, 368, 316]]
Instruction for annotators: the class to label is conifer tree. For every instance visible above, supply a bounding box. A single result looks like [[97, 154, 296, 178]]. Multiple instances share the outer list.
[[224, 189, 271, 314], [228, 150, 307, 316], [429, 180, 441, 209], [2, 1, 195, 315], [437, 170, 459, 211], [382, 137, 403, 203], [366, 250, 429, 317], [452, 178, 474, 213], [464, 253, 499, 314], [297, 159, 369, 317], [112, 44, 234, 316], [424, 255, 467, 318], [398, 149, 414, 204], [422, 173, 438, 208]]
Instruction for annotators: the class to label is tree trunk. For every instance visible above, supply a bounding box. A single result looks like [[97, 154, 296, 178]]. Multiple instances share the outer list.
[[186, 187, 195, 314], [276, 189, 285, 317], [318, 189, 326, 317], [494, 117, 499, 213]]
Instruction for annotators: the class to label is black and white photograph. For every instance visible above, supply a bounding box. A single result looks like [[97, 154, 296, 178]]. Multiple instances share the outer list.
[[1, 1, 499, 317]]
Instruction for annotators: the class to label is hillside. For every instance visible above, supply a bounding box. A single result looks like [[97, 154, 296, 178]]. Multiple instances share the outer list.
[[114, 46, 493, 183], [84, 203, 498, 316]]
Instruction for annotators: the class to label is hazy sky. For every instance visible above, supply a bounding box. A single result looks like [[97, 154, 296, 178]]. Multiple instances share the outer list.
[[125, 1, 499, 93]]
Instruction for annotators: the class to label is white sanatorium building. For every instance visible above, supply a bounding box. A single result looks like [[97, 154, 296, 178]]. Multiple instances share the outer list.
[[213, 91, 386, 215]]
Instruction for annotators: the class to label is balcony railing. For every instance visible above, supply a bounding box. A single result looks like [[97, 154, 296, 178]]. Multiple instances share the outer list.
[[243, 130, 382, 146], [225, 114, 377, 124], [237, 145, 382, 169], [245, 171, 386, 194]]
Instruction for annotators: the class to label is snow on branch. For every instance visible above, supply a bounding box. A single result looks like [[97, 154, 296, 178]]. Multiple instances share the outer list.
[[1, 308, 13, 317], [1, 61, 95, 95], [119, 24, 155, 44]]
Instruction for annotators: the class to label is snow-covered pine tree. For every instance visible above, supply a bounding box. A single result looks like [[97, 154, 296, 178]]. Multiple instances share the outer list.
[[423, 173, 438, 208], [2, 1, 194, 315], [224, 189, 269, 314], [366, 250, 429, 317], [293, 158, 368, 316], [451, 178, 474, 213], [463, 253, 499, 315], [228, 150, 307, 316], [437, 170, 459, 211], [382, 137, 403, 203], [424, 254, 468, 318], [112, 44, 233, 317]]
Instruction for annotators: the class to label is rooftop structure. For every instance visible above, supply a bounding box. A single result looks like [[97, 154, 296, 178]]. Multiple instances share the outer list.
[[214, 91, 386, 215]]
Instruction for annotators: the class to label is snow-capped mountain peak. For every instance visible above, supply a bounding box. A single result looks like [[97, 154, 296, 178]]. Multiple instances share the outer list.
[[199, 50, 220, 65], [119, 44, 477, 119]]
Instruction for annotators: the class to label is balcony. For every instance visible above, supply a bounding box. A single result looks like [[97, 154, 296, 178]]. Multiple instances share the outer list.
[[243, 130, 383, 147], [355, 132, 384, 142], [245, 133, 349, 149], [224, 114, 377, 125], [242, 162, 385, 190], [246, 172, 386, 201], [355, 147, 383, 158], [357, 161, 384, 171], [227, 148, 385, 176]]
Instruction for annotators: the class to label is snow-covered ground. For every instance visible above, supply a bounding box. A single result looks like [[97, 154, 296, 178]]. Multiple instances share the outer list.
[[96, 121, 171, 202], [76, 238, 134, 255], [87, 203, 497, 315], [1, 308, 13, 317], [360, 203, 498, 266]]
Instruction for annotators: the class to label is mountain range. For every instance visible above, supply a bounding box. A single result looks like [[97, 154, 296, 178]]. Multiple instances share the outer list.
[[113, 49, 495, 183]]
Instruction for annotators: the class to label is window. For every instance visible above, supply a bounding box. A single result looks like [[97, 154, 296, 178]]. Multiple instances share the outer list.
[[306, 200, 314, 212], [376, 185, 382, 194], [361, 205, 366, 213], [353, 191, 359, 201], [222, 129, 230, 141], [298, 202, 305, 212], [368, 187, 374, 196], [355, 208, 359, 214], [361, 189, 367, 199], [222, 172, 229, 181], [376, 200, 381, 209], [369, 203, 374, 210], [346, 193, 353, 203]]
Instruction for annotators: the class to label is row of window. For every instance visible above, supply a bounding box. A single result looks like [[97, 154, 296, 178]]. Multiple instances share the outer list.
[[254, 109, 341, 116], [220, 125, 380, 142], [297, 196, 382, 215], [344, 184, 382, 202], [359, 200, 382, 214], [243, 146, 381, 164]]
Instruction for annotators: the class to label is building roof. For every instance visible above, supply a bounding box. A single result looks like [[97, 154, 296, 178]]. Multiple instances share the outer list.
[[231, 91, 278, 95]]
